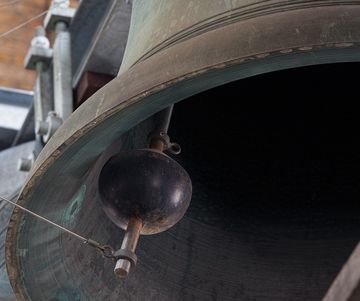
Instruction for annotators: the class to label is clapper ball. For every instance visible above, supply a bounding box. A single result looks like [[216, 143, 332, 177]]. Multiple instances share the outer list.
[[98, 149, 192, 234]]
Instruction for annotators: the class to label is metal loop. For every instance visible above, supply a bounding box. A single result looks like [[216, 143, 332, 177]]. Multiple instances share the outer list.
[[100, 245, 115, 259], [168, 142, 181, 155], [148, 131, 181, 155]]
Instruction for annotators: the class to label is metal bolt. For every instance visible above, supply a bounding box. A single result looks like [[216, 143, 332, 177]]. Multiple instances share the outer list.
[[35, 26, 46, 37], [31, 26, 50, 49]]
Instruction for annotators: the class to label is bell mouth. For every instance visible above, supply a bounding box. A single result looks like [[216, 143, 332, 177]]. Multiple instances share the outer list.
[[6, 61, 360, 301], [142, 62, 360, 300]]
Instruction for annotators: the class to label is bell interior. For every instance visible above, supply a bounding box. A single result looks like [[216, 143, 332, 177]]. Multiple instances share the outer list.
[[10, 62, 360, 301], [155, 62, 360, 300]]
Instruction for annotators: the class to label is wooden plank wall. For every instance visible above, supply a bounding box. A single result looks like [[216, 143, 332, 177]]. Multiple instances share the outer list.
[[0, 0, 78, 92], [0, 0, 51, 90]]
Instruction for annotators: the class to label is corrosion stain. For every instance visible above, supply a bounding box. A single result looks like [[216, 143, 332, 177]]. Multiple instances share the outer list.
[[62, 185, 86, 226]]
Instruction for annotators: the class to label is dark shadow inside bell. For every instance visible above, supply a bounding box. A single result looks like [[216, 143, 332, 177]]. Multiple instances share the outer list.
[[147, 62, 360, 300], [170, 62, 360, 235]]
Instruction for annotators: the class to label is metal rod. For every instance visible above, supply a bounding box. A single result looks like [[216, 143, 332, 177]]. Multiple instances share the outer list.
[[35, 62, 53, 123], [154, 105, 174, 134], [150, 105, 174, 151], [0, 196, 87, 243], [121, 218, 142, 253], [53, 21, 73, 120], [114, 218, 143, 278], [32, 25, 53, 128]]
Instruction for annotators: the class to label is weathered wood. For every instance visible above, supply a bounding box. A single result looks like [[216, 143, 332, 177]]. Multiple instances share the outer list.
[[75, 71, 114, 107], [323, 243, 360, 301]]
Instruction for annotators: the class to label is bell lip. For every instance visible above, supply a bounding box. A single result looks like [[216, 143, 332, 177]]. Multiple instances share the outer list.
[[6, 4, 360, 300]]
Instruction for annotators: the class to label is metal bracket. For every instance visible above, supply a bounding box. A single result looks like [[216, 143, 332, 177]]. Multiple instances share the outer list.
[[24, 27, 53, 70], [44, 6, 76, 31], [24, 47, 53, 70]]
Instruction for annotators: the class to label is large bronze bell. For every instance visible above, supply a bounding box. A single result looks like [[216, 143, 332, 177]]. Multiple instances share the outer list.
[[4, 0, 360, 300]]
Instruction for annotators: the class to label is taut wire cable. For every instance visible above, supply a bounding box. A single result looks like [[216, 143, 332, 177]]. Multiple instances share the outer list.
[[0, 10, 48, 40], [0, 195, 115, 258]]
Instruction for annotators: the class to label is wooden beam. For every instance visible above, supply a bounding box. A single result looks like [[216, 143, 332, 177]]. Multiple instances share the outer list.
[[75, 71, 114, 107], [323, 242, 360, 301]]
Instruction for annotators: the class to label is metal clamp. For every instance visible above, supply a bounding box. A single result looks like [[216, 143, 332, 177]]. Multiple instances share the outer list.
[[149, 131, 181, 155], [44, 0, 76, 31], [85, 240, 115, 259], [36, 111, 63, 143]]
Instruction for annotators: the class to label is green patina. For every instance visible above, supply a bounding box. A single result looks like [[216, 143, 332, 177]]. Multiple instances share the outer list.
[[62, 185, 86, 225]]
